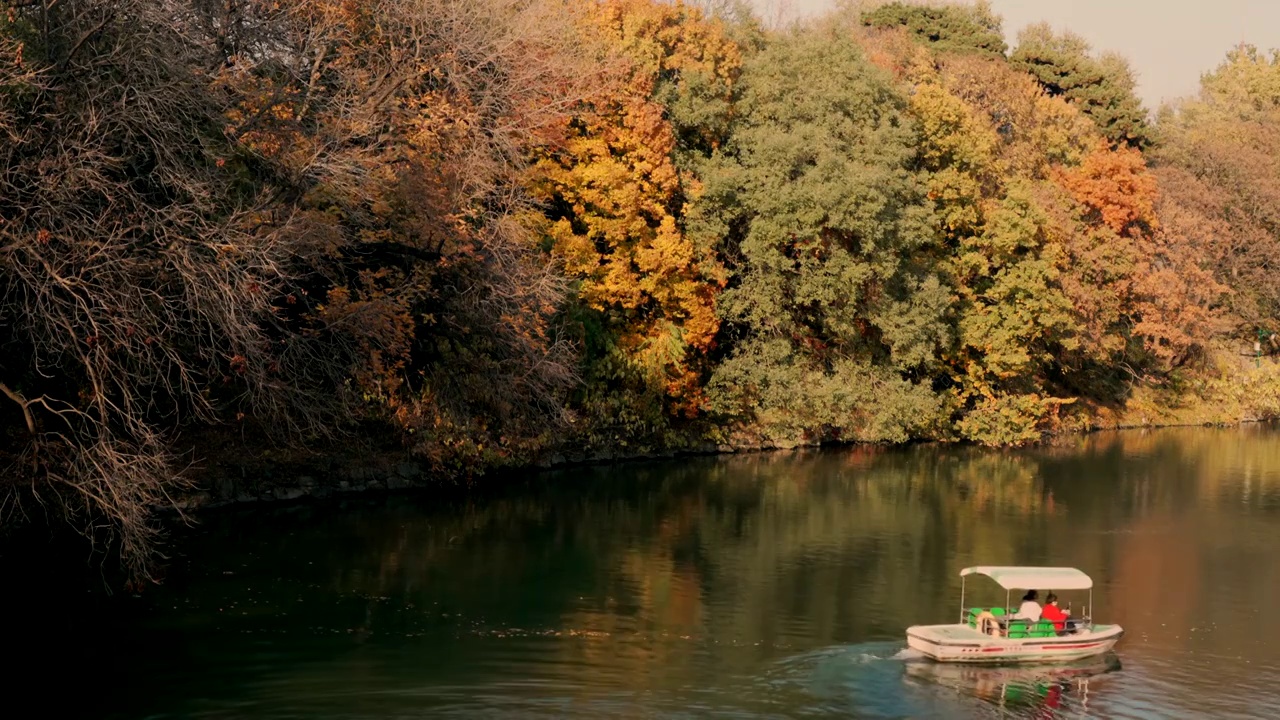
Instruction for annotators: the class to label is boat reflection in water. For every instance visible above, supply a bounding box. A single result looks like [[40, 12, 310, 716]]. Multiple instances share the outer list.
[[904, 652, 1122, 714]]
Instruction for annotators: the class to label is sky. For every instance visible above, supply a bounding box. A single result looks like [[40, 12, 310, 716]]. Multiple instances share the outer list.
[[758, 0, 1280, 110]]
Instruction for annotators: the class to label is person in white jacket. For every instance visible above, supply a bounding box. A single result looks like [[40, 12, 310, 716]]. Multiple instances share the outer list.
[[1013, 589, 1042, 621]]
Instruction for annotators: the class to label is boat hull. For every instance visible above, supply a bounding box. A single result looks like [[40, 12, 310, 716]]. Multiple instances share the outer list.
[[906, 623, 1123, 664]]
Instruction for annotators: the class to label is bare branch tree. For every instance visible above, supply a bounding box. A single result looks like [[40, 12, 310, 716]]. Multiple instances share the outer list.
[[0, 0, 351, 579], [2, 0, 603, 578]]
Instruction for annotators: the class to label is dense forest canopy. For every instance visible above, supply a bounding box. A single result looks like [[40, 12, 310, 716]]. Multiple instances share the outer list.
[[1, 0, 1277, 578]]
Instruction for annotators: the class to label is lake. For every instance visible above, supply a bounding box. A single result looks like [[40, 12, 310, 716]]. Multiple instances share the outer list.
[[17, 425, 1280, 718]]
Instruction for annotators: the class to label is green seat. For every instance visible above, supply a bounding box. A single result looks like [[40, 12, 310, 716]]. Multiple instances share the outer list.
[[1008, 631, 1027, 638], [968, 607, 1009, 628], [966, 608, 982, 627], [1029, 631, 1054, 638], [1034, 621, 1056, 634]]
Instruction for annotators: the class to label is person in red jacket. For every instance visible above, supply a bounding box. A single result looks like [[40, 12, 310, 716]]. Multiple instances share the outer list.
[[1041, 593, 1071, 633]]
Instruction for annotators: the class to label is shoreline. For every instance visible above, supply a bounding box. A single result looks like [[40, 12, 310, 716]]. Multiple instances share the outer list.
[[164, 417, 1276, 516]]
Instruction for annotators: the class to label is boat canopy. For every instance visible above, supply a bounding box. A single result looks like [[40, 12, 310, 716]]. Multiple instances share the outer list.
[[960, 566, 1093, 591]]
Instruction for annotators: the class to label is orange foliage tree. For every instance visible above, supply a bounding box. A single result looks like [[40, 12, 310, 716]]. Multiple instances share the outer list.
[[1056, 142, 1223, 373]]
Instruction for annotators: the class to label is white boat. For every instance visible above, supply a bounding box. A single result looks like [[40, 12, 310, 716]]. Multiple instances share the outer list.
[[906, 566, 1124, 664]]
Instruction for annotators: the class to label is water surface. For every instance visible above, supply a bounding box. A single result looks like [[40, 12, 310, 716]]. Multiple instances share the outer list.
[[21, 425, 1280, 718]]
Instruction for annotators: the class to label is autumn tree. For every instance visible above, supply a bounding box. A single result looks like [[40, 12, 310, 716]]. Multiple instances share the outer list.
[[1053, 141, 1222, 376], [1064, 146, 1223, 368], [1196, 44, 1280, 114], [1154, 45, 1280, 334], [688, 0, 767, 54], [1010, 24, 1154, 149], [208, 0, 600, 469], [527, 0, 742, 447]]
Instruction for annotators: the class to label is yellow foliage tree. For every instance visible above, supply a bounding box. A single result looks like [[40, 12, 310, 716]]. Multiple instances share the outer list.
[[529, 0, 741, 420]]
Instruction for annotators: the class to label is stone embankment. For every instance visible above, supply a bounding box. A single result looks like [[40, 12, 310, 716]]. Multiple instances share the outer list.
[[171, 443, 737, 512]]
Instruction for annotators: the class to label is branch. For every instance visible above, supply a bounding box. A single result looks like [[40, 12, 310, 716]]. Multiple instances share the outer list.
[[0, 382, 36, 435], [345, 240, 444, 266], [298, 41, 330, 121], [60, 11, 116, 72]]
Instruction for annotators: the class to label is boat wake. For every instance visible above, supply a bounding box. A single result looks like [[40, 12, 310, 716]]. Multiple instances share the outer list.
[[891, 646, 928, 662], [751, 642, 964, 718], [771, 641, 920, 668]]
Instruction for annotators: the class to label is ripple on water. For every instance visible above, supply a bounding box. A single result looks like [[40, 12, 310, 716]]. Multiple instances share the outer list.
[[1094, 648, 1280, 719], [749, 642, 984, 718]]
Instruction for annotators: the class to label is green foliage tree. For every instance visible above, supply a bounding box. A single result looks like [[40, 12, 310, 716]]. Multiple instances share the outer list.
[[1010, 24, 1154, 149], [861, 1, 1007, 58], [862, 33, 1215, 444], [898, 56, 1084, 445], [1196, 44, 1280, 115], [697, 29, 948, 445]]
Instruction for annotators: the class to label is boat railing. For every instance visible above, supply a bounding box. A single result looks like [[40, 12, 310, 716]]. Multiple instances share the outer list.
[[964, 607, 1095, 637]]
